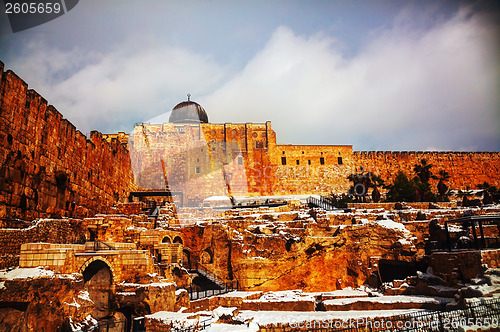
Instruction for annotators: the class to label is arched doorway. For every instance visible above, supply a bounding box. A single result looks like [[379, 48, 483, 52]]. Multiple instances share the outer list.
[[82, 260, 113, 320], [173, 236, 183, 244], [162, 236, 172, 243], [182, 249, 191, 269]]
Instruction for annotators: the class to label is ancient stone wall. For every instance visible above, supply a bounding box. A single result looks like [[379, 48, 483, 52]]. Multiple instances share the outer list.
[[0, 218, 86, 268], [0, 62, 135, 221], [130, 121, 499, 206], [353, 151, 500, 190]]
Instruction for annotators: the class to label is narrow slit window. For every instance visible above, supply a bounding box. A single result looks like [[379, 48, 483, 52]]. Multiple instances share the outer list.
[[281, 157, 287, 165]]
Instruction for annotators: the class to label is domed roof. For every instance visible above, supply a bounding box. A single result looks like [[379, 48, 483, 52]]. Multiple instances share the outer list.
[[169, 99, 209, 124]]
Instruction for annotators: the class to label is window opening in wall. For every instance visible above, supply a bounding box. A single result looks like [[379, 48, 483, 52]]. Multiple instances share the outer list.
[[282, 151, 285, 154], [296, 160, 300, 165], [195, 166, 200, 174], [281, 157, 287, 165], [238, 157, 243, 165], [302, 151, 304, 154], [308, 160, 311, 165], [338, 157, 343, 165], [320, 157, 325, 165], [176, 127, 184, 133]]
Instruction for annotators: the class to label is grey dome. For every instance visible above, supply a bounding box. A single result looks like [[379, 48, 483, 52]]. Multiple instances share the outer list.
[[169, 100, 208, 123]]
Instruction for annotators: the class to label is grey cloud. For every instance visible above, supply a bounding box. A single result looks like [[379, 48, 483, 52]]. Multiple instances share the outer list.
[[3, 3, 498, 151]]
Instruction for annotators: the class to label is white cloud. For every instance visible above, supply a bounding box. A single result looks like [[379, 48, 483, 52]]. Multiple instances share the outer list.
[[204, 6, 499, 151], [8, 39, 232, 133]]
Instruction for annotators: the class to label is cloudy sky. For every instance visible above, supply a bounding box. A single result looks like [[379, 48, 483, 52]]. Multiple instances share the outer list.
[[0, 0, 498, 151]]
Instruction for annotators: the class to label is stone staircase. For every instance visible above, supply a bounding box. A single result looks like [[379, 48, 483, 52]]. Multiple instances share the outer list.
[[186, 263, 237, 301]]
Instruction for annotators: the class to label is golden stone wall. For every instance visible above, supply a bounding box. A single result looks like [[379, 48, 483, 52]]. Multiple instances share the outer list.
[[131, 121, 500, 205], [353, 151, 500, 189], [130, 122, 355, 204], [0, 62, 135, 221]]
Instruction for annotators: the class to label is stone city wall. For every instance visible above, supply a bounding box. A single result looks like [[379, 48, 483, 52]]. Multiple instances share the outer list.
[[353, 151, 500, 190], [130, 121, 500, 206], [0, 62, 135, 221]]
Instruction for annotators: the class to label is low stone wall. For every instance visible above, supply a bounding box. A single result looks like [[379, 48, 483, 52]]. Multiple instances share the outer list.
[[18, 242, 155, 283], [0, 218, 86, 268], [430, 251, 483, 284], [241, 299, 315, 311], [481, 249, 500, 269], [347, 202, 457, 210]]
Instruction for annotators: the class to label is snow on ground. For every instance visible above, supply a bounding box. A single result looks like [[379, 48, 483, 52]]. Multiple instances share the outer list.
[[206, 323, 259, 331], [248, 290, 315, 302], [218, 291, 263, 298], [0, 267, 55, 280], [146, 311, 212, 330], [323, 295, 453, 306], [319, 287, 370, 299], [374, 219, 411, 236], [466, 284, 500, 297], [204, 196, 231, 201], [119, 281, 175, 288], [234, 309, 428, 326]]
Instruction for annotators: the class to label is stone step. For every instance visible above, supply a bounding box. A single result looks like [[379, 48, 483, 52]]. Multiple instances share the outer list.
[[323, 295, 455, 311]]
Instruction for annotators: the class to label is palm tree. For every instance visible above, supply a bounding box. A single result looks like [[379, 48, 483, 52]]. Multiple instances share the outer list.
[[413, 159, 436, 184], [457, 187, 473, 199], [370, 175, 385, 203], [436, 170, 450, 201], [457, 186, 474, 206], [477, 182, 497, 205]]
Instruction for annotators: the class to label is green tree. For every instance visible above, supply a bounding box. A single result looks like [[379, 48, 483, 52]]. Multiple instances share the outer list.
[[476, 182, 498, 204], [436, 170, 451, 201], [385, 171, 417, 202], [412, 159, 437, 202], [413, 159, 436, 184], [457, 186, 474, 205], [370, 175, 385, 203], [457, 187, 473, 199]]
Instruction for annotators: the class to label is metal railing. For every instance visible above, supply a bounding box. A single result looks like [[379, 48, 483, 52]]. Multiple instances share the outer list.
[[92, 241, 116, 252], [430, 214, 500, 252], [308, 196, 337, 211], [258, 297, 500, 332], [187, 262, 239, 300], [170, 316, 212, 332]]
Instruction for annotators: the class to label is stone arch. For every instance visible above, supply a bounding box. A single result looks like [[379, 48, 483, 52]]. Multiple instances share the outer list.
[[80, 257, 116, 284], [200, 248, 213, 264], [173, 236, 183, 244], [162, 236, 172, 243], [182, 249, 191, 268]]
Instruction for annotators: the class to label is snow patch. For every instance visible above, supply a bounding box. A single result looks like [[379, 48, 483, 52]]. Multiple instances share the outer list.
[[374, 219, 411, 236], [0, 267, 55, 280]]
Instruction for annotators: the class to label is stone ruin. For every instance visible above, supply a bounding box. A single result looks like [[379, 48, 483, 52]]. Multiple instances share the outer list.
[[1, 200, 500, 331]]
